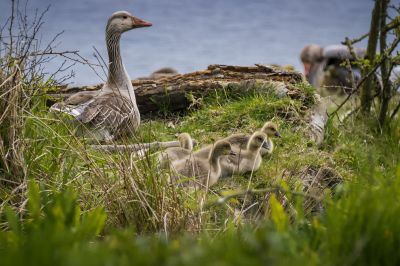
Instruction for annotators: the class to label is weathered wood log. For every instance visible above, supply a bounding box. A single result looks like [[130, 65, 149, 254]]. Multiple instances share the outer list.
[[305, 95, 328, 147], [48, 64, 306, 116]]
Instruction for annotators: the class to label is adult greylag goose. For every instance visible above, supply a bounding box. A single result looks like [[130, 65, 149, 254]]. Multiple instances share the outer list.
[[137, 67, 179, 80], [300, 44, 366, 93], [51, 11, 152, 141], [321, 45, 365, 94], [149, 67, 178, 79], [170, 140, 233, 188], [158, 133, 194, 168], [300, 44, 324, 87]]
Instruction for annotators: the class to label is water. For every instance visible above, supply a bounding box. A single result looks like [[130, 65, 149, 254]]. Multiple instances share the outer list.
[[0, 0, 376, 85]]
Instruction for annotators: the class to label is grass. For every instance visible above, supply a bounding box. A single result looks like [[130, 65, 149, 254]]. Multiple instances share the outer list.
[[1, 79, 400, 265]]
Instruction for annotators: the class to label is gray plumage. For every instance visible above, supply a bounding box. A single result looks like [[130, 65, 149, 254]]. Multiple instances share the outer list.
[[194, 121, 280, 160], [76, 92, 139, 139], [170, 140, 232, 188], [158, 133, 194, 168], [323, 45, 366, 60], [50, 11, 152, 141]]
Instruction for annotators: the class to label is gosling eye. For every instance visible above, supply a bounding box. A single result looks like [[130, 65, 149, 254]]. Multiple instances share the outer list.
[[123, 16, 128, 19]]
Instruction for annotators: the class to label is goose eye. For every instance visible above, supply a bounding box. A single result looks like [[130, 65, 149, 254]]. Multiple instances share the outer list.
[[123, 16, 128, 19]]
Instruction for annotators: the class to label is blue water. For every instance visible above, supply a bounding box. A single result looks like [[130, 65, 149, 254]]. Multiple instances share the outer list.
[[0, 0, 376, 85]]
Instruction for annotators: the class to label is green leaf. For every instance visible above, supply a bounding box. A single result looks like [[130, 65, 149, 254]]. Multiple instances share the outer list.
[[269, 194, 288, 232], [4, 206, 21, 234], [27, 179, 41, 221]]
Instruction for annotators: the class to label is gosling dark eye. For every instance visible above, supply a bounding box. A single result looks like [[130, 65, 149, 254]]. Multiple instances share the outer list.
[[123, 16, 128, 19]]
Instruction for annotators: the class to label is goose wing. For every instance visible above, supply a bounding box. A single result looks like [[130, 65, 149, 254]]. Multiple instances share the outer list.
[[77, 93, 138, 136], [50, 91, 99, 117]]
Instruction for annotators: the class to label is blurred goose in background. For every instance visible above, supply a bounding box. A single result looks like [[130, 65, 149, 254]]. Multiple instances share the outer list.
[[170, 140, 233, 188], [51, 11, 152, 141], [390, 66, 400, 93], [321, 45, 365, 94], [158, 133, 194, 168], [300, 44, 324, 87], [137, 67, 179, 80], [300, 44, 366, 94]]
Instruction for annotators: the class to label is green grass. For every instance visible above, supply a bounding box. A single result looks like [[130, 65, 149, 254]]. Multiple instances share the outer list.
[[1, 82, 400, 265]]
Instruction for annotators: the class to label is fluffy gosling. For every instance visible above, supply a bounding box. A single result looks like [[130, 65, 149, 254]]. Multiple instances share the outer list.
[[158, 133, 193, 168], [170, 140, 233, 188], [227, 131, 269, 174], [195, 121, 280, 159]]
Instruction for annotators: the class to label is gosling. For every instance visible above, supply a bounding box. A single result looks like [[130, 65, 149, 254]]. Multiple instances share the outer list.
[[170, 140, 233, 188], [226, 131, 269, 174], [195, 121, 281, 159], [158, 133, 194, 168]]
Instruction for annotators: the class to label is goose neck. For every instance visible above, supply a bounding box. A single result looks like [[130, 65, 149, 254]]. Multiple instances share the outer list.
[[247, 142, 261, 152], [106, 32, 128, 88], [209, 156, 221, 176]]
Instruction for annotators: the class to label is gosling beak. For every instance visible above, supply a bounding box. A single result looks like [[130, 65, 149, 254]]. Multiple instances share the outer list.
[[229, 151, 237, 156], [274, 131, 281, 138], [262, 142, 270, 150], [131, 16, 152, 28]]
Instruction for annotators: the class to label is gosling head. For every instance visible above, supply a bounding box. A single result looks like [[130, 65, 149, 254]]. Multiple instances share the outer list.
[[107, 11, 152, 34], [210, 140, 234, 159], [248, 131, 268, 151], [178, 133, 193, 150], [261, 122, 281, 138]]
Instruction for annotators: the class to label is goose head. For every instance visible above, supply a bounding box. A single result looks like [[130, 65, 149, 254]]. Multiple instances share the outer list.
[[106, 11, 152, 34], [261, 122, 281, 138], [209, 140, 234, 161], [178, 133, 193, 150], [247, 131, 268, 151], [300, 44, 323, 77]]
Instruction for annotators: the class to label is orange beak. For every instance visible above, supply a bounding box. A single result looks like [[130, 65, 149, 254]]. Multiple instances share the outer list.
[[131, 16, 152, 28], [303, 63, 311, 76]]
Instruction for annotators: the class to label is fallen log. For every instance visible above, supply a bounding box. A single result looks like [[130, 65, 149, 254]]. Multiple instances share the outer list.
[[49, 64, 327, 146], [306, 95, 329, 147], [48, 64, 306, 116]]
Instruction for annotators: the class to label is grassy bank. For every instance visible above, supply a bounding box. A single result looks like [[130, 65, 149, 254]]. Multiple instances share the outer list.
[[1, 79, 400, 265]]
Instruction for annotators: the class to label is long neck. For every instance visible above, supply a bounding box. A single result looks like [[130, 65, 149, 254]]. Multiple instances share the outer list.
[[183, 139, 193, 150], [106, 31, 129, 89], [208, 151, 221, 172], [247, 140, 261, 153]]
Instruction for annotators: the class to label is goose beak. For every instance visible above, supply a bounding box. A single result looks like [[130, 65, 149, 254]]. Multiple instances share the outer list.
[[131, 16, 152, 28], [274, 131, 281, 138], [262, 142, 270, 150], [303, 63, 311, 76], [229, 151, 237, 156]]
